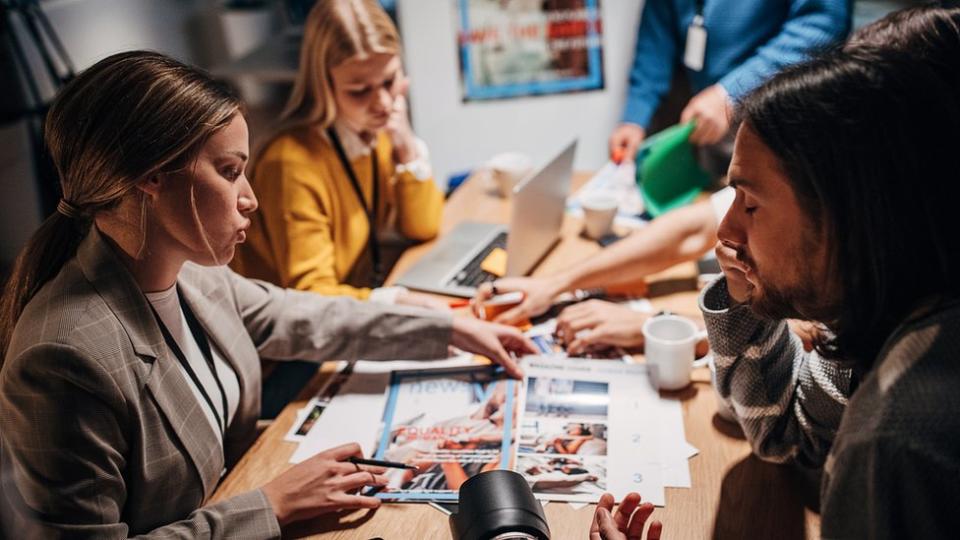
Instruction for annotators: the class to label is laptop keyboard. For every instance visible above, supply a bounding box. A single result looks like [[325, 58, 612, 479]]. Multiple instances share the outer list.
[[449, 231, 509, 288]]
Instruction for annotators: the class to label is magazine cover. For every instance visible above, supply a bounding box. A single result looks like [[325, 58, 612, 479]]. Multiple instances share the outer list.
[[373, 366, 518, 501]]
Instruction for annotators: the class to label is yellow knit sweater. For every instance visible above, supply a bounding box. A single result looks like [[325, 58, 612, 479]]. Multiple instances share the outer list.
[[232, 125, 443, 298]]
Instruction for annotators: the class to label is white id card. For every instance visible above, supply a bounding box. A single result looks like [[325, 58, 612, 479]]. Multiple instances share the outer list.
[[684, 14, 707, 72]]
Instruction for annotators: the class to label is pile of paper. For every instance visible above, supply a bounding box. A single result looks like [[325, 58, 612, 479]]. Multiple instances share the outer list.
[[286, 355, 696, 508]]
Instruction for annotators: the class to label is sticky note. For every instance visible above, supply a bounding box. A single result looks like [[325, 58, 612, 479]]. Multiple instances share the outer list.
[[480, 247, 507, 277]]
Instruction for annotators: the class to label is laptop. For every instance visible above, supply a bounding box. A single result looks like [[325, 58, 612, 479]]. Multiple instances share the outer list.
[[396, 140, 577, 297]]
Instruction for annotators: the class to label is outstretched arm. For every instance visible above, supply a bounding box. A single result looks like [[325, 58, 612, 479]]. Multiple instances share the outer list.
[[479, 196, 721, 325]]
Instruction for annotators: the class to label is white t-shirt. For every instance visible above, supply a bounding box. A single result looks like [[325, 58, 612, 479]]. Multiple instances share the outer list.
[[145, 286, 240, 443]]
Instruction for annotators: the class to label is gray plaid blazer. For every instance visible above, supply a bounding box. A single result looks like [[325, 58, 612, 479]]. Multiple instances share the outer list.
[[0, 227, 452, 539]]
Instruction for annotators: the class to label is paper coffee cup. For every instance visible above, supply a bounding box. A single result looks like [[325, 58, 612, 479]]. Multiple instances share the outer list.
[[580, 192, 618, 240]]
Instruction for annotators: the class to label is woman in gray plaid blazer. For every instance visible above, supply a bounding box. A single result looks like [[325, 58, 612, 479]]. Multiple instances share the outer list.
[[0, 51, 533, 539]]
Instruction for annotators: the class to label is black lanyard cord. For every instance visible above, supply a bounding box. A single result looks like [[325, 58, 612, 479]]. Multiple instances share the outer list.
[[149, 288, 229, 443], [695, 0, 705, 17], [327, 127, 384, 286]]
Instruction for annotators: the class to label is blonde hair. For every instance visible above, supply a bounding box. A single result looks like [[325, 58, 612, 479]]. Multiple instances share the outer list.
[[281, 0, 401, 130], [0, 50, 240, 363]]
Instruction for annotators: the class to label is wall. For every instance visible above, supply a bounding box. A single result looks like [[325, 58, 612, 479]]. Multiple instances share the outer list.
[[0, 0, 273, 267], [398, 0, 644, 187]]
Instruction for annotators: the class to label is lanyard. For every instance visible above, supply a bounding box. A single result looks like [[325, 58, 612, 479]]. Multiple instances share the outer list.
[[694, 0, 705, 17], [327, 127, 384, 286], [150, 288, 229, 443]]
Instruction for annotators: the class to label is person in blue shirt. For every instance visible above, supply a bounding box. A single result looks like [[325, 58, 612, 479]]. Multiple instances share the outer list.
[[610, 0, 851, 174]]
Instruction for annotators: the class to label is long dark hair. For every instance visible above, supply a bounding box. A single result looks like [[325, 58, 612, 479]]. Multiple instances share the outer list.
[[737, 9, 960, 367], [0, 51, 240, 365]]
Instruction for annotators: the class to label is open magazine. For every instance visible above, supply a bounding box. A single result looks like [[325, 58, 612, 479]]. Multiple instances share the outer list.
[[290, 357, 692, 506]]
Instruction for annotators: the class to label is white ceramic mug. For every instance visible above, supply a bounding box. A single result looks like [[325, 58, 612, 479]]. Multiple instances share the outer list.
[[486, 152, 533, 198], [642, 315, 708, 390], [580, 192, 618, 240]]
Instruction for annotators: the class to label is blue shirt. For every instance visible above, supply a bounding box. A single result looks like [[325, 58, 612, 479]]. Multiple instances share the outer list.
[[623, 0, 851, 128]]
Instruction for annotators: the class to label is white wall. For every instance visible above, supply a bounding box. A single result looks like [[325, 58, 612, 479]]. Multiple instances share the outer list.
[[398, 0, 644, 187]]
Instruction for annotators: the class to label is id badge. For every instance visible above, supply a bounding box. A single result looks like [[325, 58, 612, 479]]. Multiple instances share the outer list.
[[684, 14, 707, 72]]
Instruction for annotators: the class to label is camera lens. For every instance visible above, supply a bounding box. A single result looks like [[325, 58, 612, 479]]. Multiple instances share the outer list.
[[450, 470, 550, 540]]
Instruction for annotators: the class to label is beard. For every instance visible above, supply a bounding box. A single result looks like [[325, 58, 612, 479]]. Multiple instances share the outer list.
[[736, 246, 828, 322]]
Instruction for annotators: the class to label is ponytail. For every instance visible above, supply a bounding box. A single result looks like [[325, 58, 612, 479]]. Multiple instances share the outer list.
[[0, 213, 89, 365], [0, 50, 241, 368]]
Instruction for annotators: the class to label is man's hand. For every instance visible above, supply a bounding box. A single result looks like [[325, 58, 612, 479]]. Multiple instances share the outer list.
[[608, 123, 646, 164], [261, 443, 387, 527], [474, 277, 565, 325], [555, 300, 649, 355], [451, 316, 537, 379], [681, 83, 733, 145], [715, 240, 753, 305], [589, 492, 662, 540]]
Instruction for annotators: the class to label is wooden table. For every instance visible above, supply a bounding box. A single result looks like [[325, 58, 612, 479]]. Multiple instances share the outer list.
[[211, 173, 822, 539]]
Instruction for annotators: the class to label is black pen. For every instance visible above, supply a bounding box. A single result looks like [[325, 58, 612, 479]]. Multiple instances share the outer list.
[[347, 456, 419, 472]]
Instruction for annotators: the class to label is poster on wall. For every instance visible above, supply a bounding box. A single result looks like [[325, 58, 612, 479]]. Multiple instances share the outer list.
[[456, 0, 605, 101]]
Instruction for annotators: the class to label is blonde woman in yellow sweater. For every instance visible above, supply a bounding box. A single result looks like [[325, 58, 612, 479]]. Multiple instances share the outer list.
[[234, 0, 445, 307]]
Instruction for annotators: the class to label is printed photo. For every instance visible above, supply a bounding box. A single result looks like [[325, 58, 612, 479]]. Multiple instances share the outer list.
[[285, 397, 331, 442], [525, 376, 609, 420], [294, 402, 327, 437], [519, 419, 608, 456], [518, 454, 606, 496]]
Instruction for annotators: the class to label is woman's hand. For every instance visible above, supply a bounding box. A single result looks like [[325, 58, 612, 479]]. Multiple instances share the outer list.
[[555, 300, 649, 354], [589, 492, 662, 540], [385, 75, 419, 164], [261, 443, 387, 527], [451, 316, 537, 379], [474, 276, 565, 325]]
